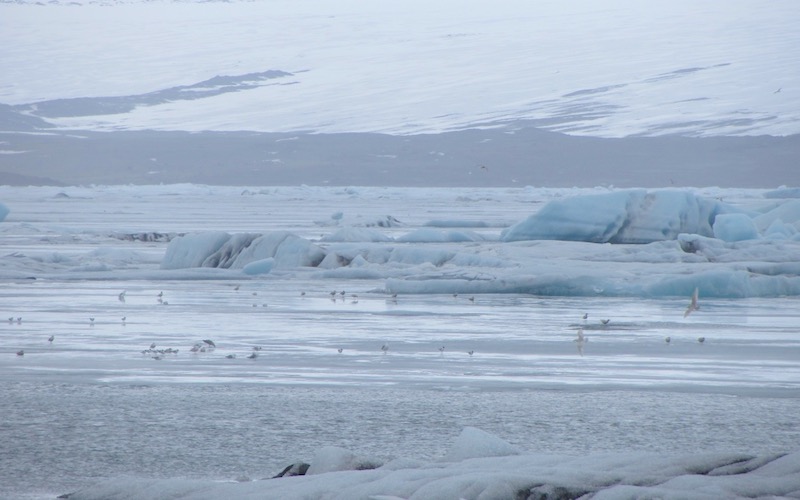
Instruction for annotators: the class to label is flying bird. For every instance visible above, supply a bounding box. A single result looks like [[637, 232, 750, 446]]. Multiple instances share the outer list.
[[684, 288, 699, 317]]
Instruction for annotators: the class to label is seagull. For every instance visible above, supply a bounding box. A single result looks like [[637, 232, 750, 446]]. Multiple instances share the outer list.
[[337, 348, 343, 354], [300, 291, 306, 297], [574, 328, 587, 356], [118, 290, 126, 302], [234, 285, 240, 291], [190, 344, 201, 353], [225, 354, 236, 359], [468, 350, 474, 356], [582, 313, 588, 320], [774, 87, 782, 93], [89, 317, 95, 325], [247, 352, 258, 359], [150, 342, 157, 349], [16, 317, 22, 324], [468, 296, 475, 303], [438, 346, 445, 354], [684, 288, 699, 317], [698, 337, 706, 344], [7, 317, 12, 323], [48, 335, 54, 344], [16, 349, 24, 356], [121, 316, 126, 324], [381, 344, 389, 354], [601, 319, 610, 325], [203, 339, 216, 348], [452, 293, 458, 298], [665, 336, 671, 344], [157, 291, 164, 298]]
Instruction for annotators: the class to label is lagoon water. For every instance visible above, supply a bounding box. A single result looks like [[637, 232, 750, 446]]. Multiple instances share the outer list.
[[1, 185, 799, 499]]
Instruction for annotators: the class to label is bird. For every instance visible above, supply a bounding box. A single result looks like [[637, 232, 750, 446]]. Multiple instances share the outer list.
[[468, 296, 475, 303], [247, 352, 258, 359], [190, 344, 202, 353], [698, 337, 706, 344], [203, 339, 216, 348], [48, 335, 54, 344], [16, 349, 24, 356], [665, 336, 671, 344], [89, 317, 95, 325], [7, 317, 12, 323], [381, 344, 389, 354], [337, 348, 343, 354], [225, 354, 236, 359], [118, 290, 126, 302], [150, 342, 156, 349], [468, 350, 474, 356], [300, 291, 306, 297], [252, 346, 262, 351], [774, 87, 782, 94], [157, 291, 164, 298], [452, 293, 458, 298], [16, 317, 22, 324], [438, 346, 445, 354], [121, 316, 126, 324], [582, 313, 588, 320], [574, 328, 587, 356], [684, 288, 699, 317], [601, 319, 610, 325]]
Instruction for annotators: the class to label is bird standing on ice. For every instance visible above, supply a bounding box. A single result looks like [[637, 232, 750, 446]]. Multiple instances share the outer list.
[[16, 349, 24, 356], [381, 344, 389, 354], [118, 290, 126, 302], [684, 288, 699, 317], [48, 335, 54, 344]]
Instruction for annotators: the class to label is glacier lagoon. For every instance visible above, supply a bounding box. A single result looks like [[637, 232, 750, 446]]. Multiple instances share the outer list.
[[1, 184, 799, 499]]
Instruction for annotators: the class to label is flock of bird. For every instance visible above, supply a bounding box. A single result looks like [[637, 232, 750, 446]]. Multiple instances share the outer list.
[[9, 287, 707, 359]]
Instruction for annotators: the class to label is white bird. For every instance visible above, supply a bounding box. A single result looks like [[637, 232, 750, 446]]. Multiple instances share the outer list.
[[574, 328, 587, 356], [684, 288, 699, 317]]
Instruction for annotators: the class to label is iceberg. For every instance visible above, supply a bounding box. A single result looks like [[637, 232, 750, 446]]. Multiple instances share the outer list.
[[0, 202, 8, 222], [502, 189, 724, 244]]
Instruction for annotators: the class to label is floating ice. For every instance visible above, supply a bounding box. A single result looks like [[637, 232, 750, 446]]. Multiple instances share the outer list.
[[0, 202, 9, 222], [501, 189, 725, 244], [713, 213, 759, 242]]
